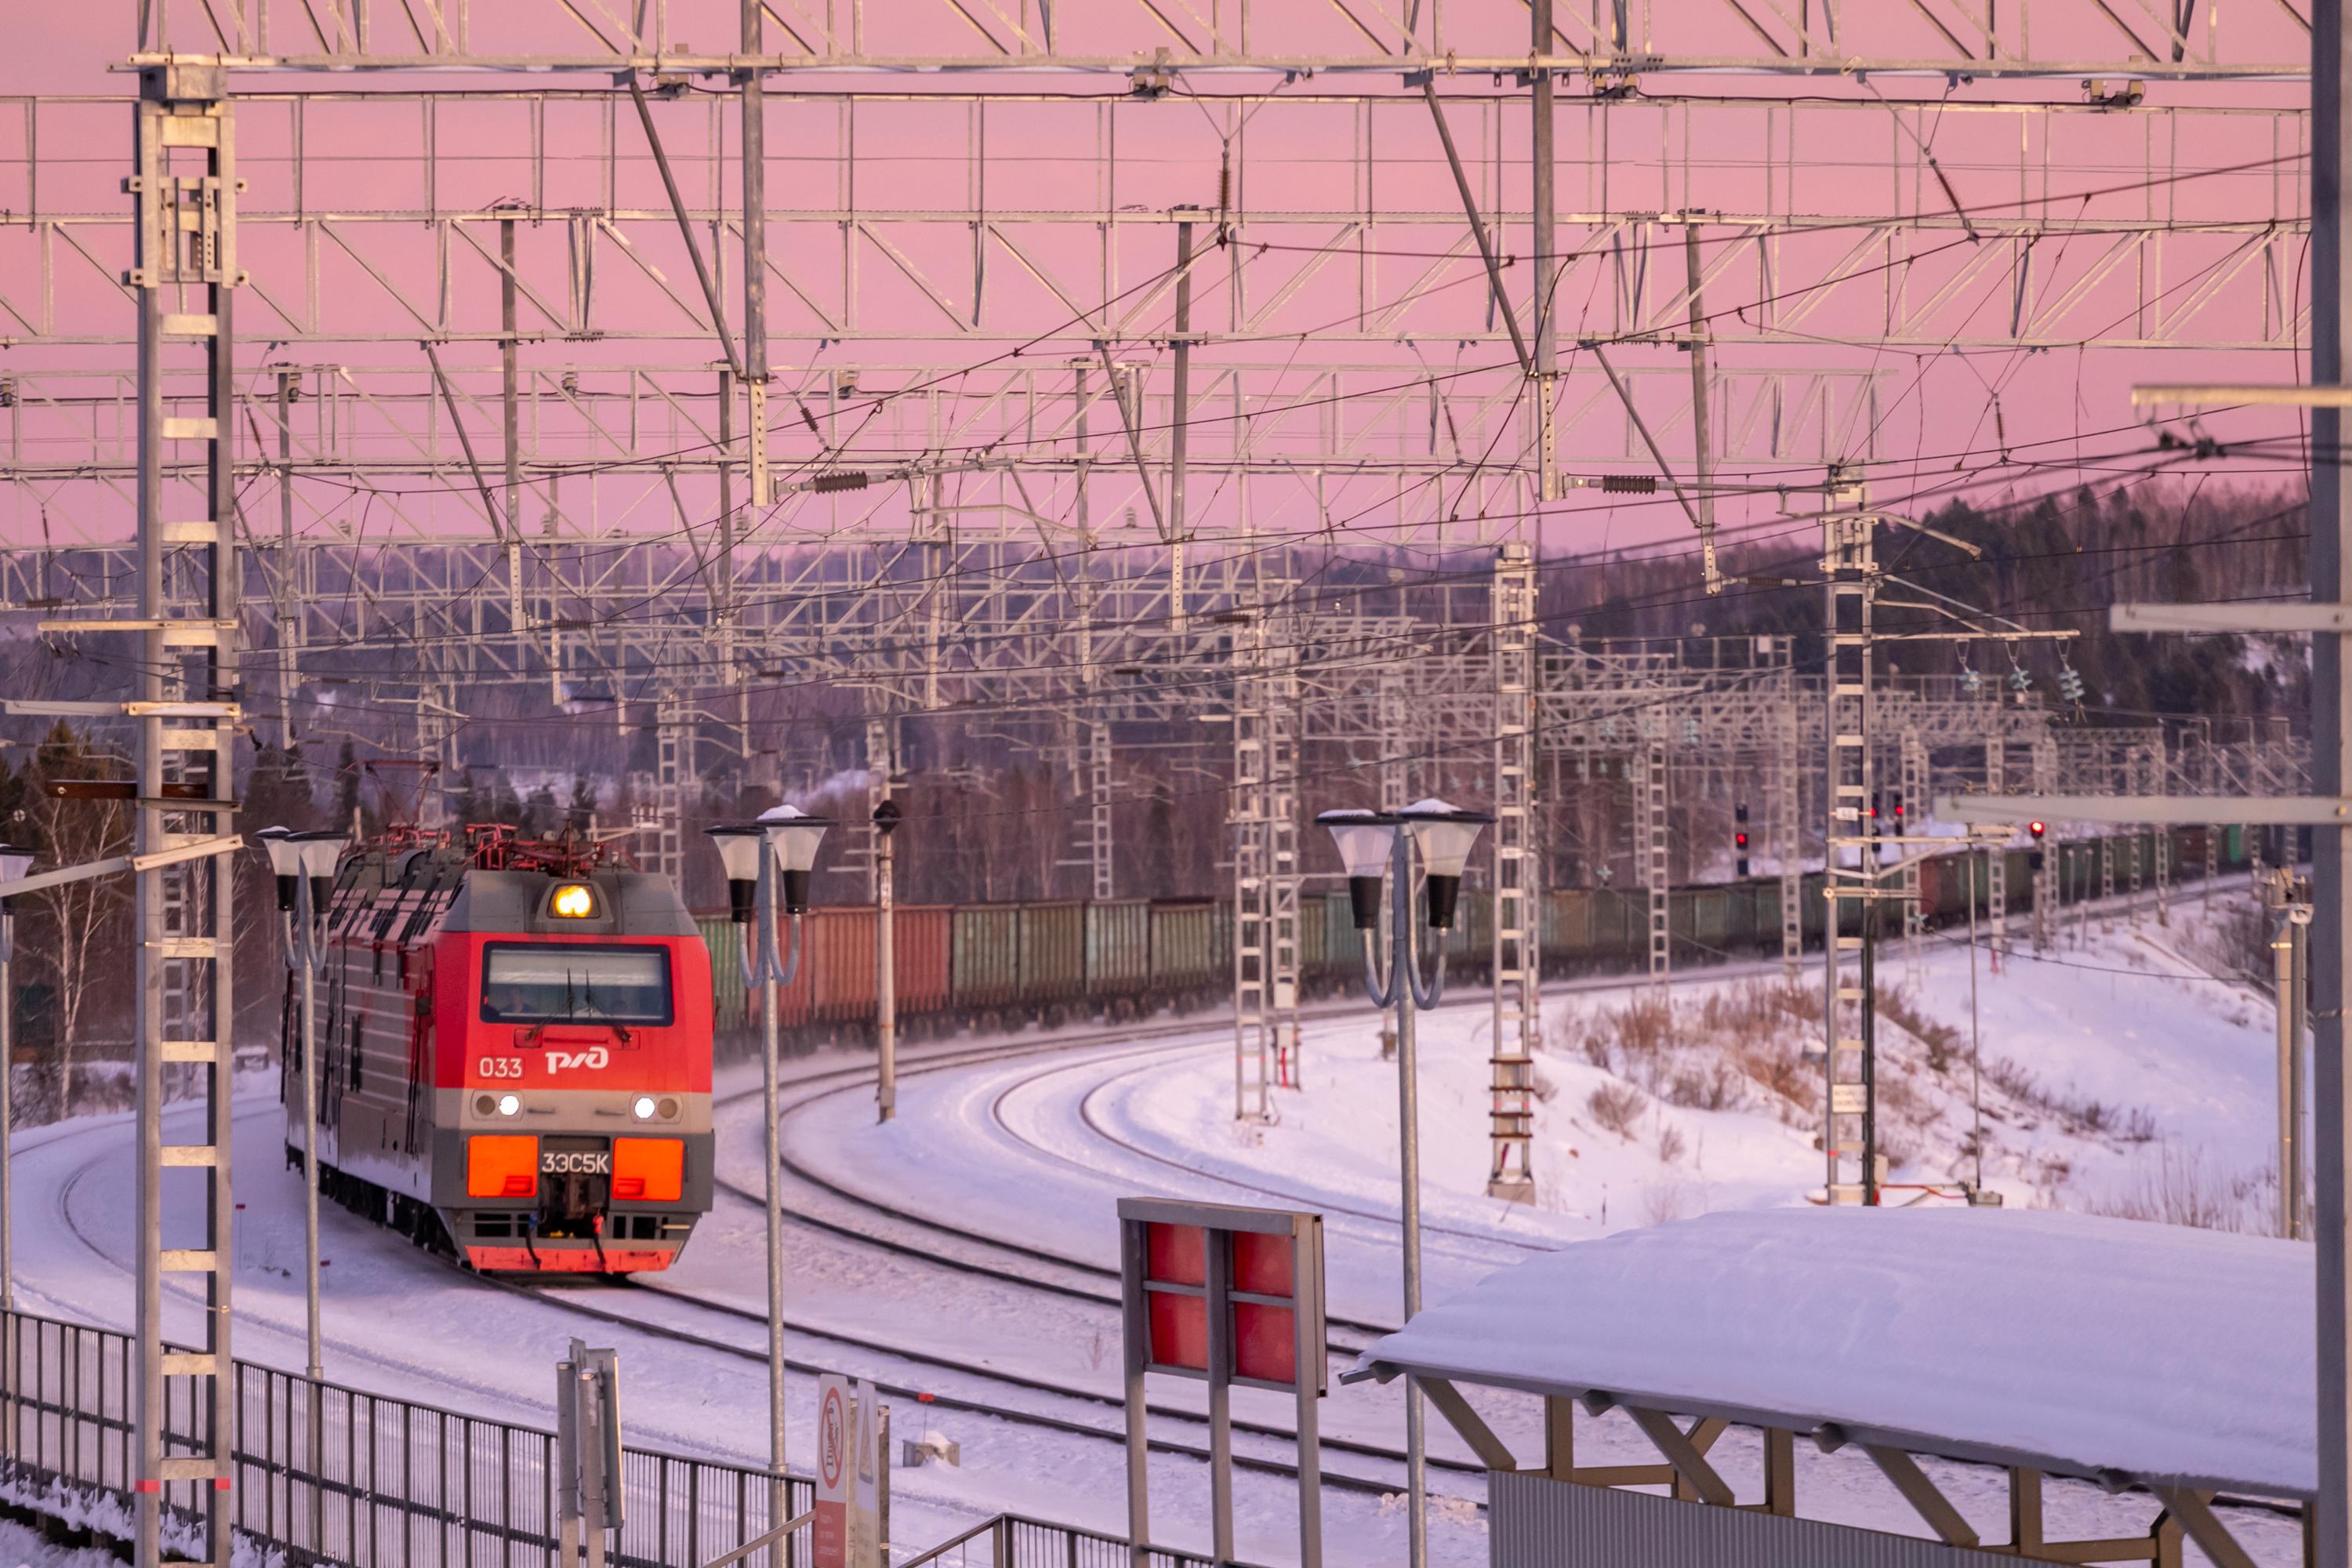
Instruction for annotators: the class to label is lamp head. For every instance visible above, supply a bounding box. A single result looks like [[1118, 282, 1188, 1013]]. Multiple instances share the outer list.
[[758, 804, 834, 913], [1397, 797, 1492, 930], [704, 822, 765, 923], [289, 829, 350, 916], [0, 843, 34, 903], [1316, 808, 1398, 931], [254, 826, 302, 912], [873, 798, 902, 838]]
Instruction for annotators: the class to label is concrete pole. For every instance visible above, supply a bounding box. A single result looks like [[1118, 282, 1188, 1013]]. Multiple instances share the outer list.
[[0, 913, 11, 1312], [877, 829, 897, 1123], [276, 370, 298, 751], [2283, 898, 2313, 1240], [1389, 831, 1428, 1568], [760, 862, 789, 1565], [2314, 2, 2352, 1559], [297, 893, 322, 1380], [1531, 0, 1557, 501], [741, 0, 770, 505]]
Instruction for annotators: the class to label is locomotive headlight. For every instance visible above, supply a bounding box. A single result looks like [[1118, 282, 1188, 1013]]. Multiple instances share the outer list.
[[497, 1093, 521, 1117], [633, 1095, 657, 1120], [550, 883, 597, 919]]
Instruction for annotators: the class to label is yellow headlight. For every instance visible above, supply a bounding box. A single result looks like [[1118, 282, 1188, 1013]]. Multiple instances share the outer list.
[[550, 883, 596, 919]]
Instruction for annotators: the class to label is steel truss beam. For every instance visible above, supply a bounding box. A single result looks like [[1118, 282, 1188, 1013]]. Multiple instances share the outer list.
[[126, 1, 2310, 79]]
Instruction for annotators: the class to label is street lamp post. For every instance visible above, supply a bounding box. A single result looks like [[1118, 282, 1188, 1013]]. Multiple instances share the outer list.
[[254, 826, 349, 1382], [1315, 797, 1490, 1568], [0, 843, 35, 1313], [706, 804, 831, 1559], [873, 799, 902, 1123]]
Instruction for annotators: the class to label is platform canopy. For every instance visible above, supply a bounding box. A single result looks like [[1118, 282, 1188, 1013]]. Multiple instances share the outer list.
[[1345, 1208, 2314, 1499]]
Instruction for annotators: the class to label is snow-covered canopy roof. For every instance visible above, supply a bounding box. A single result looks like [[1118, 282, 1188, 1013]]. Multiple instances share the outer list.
[[1345, 1208, 2313, 1498]]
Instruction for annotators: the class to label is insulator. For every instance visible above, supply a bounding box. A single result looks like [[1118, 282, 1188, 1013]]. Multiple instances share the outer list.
[[811, 470, 872, 494], [1601, 474, 1659, 494]]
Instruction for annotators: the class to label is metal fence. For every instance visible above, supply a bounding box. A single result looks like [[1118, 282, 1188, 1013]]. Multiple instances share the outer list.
[[0, 1306, 811, 1567], [0, 1308, 1231, 1568], [900, 1514, 1251, 1568]]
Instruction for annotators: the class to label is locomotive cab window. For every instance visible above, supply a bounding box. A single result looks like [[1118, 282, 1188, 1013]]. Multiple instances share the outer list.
[[479, 944, 673, 1027]]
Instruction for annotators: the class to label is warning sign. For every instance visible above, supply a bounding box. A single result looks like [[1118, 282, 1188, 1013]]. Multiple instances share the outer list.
[[812, 1374, 880, 1568]]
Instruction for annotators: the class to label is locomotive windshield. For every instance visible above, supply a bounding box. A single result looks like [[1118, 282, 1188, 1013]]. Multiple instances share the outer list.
[[480, 944, 674, 1026]]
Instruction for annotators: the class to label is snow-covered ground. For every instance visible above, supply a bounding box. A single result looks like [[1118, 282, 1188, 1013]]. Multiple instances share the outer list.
[[781, 880, 2300, 1563], [3, 879, 2302, 1566]]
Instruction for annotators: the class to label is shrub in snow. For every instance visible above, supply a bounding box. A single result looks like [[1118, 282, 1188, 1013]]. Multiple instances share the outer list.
[[1587, 1081, 1646, 1138]]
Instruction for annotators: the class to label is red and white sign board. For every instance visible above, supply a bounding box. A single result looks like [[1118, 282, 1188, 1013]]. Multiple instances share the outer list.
[[813, 1374, 880, 1568]]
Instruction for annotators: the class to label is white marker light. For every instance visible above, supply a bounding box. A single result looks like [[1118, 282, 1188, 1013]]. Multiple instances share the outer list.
[[633, 1095, 657, 1120], [497, 1093, 521, 1116]]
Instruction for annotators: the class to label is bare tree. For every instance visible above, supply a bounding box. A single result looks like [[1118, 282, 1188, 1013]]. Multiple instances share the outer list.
[[16, 724, 132, 1112]]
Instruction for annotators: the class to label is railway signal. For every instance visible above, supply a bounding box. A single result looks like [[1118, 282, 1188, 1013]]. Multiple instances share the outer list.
[[873, 798, 902, 1126], [1734, 804, 1750, 878], [2029, 819, 2048, 873]]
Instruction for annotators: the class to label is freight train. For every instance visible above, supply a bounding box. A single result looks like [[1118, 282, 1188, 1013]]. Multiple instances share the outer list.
[[286, 826, 715, 1274], [700, 825, 2260, 1048]]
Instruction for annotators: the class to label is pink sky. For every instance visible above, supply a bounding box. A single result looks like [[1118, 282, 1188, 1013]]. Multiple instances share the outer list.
[[0, 6, 2321, 554]]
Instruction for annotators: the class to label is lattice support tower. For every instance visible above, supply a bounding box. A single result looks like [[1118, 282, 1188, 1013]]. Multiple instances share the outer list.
[[1985, 737, 2009, 968], [1820, 494, 1877, 1206], [1085, 719, 1114, 901], [2032, 736, 2060, 949], [1487, 542, 1540, 1203], [1777, 652, 1803, 981], [130, 60, 239, 1568], [1231, 593, 1300, 1120], [1639, 740, 1671, 994], [1900, 728, 1928, 981], [644, 692, 690, 884]]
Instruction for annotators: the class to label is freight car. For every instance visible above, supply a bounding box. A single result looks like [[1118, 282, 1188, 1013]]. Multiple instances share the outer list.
[[293, 826, 715, 1273], [699, 824, 2255, 1051]]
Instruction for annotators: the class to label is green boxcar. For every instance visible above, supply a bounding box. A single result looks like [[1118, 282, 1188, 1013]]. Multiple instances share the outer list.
[[953, 906, 1022, 1008], [1323, 893, 1368, 982], [1087, 900, 1152, 999], [1298, 898, 1329, 979], [1019, 902, 1087, 1001], [1688, 887, 1731, 954], [1149, 901, 1218, 993], [699, 915, 745, 1033]]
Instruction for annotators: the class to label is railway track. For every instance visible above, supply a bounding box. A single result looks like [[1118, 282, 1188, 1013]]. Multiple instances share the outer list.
[[730, 1003, 1415, 1346], [501, 1269, 1483, 1489], [746, 956, 1802, 1339]]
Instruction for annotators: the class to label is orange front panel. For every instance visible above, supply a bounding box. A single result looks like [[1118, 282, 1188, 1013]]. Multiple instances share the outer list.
[[612, 1137, 684, 1203], [466, 1134, 539, 1198]]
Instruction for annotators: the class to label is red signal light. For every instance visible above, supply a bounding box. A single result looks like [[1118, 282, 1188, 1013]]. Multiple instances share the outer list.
[[2027, 820, 2046, 840], [1735, 832, 1749, 850]]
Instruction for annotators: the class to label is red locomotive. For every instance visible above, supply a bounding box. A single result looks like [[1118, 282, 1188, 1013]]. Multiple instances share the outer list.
[[287, 826, 714, 1272]]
